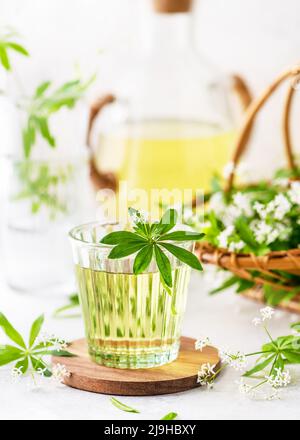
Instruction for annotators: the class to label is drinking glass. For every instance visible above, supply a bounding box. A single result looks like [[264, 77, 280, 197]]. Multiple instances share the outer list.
[[69, 222, 193, 369]]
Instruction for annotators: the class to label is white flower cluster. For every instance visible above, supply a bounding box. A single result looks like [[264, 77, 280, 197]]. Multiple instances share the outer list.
[[217, 225, 245, 252], [249, 193, 293, 245], [197, 363, 216, 388], [288, 181, 300, 205], [252, 306, 275, 326], [36, 332, 68, 352], [207, 178, 300, 253], [237, 378, 281, 401], [129, 209, 148, 225], [51, 363, 70, 384], [10, 366, 24, 383], [250, 219, 291, 245], [211, 192, 253, 230], [266, 368, 291, 388], [220, 350, 247, 371], [195, 337, 211, 352], [253, 194, 291, 221]]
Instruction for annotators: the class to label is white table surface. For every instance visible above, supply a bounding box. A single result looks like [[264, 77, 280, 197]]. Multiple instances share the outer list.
[[1, 272, 299, 421]]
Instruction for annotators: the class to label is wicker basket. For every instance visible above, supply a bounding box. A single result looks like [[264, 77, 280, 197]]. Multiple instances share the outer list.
[[196, 65, 300, 313]]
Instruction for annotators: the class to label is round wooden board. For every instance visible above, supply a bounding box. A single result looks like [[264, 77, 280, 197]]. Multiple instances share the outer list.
[[52, 337, 220, 396]]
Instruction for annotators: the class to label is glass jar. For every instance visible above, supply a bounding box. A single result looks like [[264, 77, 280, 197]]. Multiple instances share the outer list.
[[1, 89, 96, 294], [89, 0, 247, 210], [69, 222, 193, 369], [2, 155, 93, 294]]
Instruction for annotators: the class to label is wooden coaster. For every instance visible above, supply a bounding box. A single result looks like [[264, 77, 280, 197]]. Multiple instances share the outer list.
[[52, 336, 220, 396]]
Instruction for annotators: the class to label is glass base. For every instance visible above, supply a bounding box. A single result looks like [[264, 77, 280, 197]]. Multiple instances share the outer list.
[[88, 341, 180, 369]]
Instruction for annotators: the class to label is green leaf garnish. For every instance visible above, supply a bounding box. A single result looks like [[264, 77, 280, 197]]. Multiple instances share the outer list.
[[0, 313, 26, 349], [108, 242, 148, 259], [101, 208, 204, 289], [159, 242, 203, 271], [159, 231, 204, 242], [0, 30, 29, 71], [101, 231, 147, 245], [133, 245, 153, 274], [110, 397, 140, 414], [0, 312, 75, 378], [0, 346, 24, 366], [154, 244, 173, 287], [291, 322, 300, 333], [243, 355, 276, 377], [29, 314, 44, 347], [161, 412, 178, 420]]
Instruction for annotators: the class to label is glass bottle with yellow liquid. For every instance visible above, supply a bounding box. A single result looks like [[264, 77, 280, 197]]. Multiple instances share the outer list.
[[89, 0, 249, 212]]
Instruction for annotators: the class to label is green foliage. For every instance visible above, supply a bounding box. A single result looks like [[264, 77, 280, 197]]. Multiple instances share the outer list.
[[23, 77, 94, 158], [101, 208, 204, 289], [263, 284, 300, 306], [0, 312, 75, 377], [0, 30, 29, 71], [244, 321, 300, 379], [110, 397, 140, 414], [13, 161, 73, 218], [185, 169, 300, 304], [16, 76, 94, 219], [209, 275, 255, 295], [161, 412, 178, 420], [53, 293, 80, 319], [110, 398, 178, 419]]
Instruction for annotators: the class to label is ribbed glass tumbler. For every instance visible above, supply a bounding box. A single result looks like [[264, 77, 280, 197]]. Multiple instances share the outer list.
[[69, 223, 192, 369]]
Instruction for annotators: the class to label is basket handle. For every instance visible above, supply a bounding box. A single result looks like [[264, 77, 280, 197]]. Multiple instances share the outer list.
[[226, 66, 300, 192], [86, 94, 117, 191], [231, 74, 253, 111]]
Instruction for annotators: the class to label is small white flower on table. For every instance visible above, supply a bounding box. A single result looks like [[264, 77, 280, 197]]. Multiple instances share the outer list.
[[10, 366, 23, 383], [266, 368, 291, 388], [197, 363, 216, 387], [220, 350, 247, 371], [237, 378, 252, 395], [195, 337, 211, 352], [51, 363, 70, 384]]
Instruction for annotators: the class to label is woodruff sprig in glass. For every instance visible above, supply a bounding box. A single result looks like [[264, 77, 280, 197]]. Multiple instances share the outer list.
[[22, 76, 95, 158], [100, 208, 204, 289], [15, 76, 95, 217], [0, 28, 29, 71]]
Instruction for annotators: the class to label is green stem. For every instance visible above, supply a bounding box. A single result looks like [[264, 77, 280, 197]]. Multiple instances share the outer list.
[[245, 350, 273, 357], [250, 379, 268, 391], [263, 325, 275, 344], [209, 364, 227, 382]]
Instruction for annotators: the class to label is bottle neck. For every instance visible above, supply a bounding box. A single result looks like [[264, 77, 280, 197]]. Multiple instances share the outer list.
[[142, 12, 194, 52]]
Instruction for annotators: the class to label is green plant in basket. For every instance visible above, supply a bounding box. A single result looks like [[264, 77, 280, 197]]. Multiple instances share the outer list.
[[186, 168, 300, 305]]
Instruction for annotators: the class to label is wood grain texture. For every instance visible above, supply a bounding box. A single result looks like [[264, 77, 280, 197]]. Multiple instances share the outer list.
[[52, 337, 220, 396]]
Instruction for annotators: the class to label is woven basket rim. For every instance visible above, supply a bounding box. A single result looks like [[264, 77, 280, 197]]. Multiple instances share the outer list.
[[196, 242, 300, 272]]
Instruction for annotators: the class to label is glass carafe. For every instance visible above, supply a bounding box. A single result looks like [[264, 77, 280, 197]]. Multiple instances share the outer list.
[[89, 0, 249, 211]]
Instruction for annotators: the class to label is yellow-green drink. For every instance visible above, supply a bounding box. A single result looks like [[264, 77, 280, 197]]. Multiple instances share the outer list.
[[69, 222, 194, 369], [76, 266, 190, 368]]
